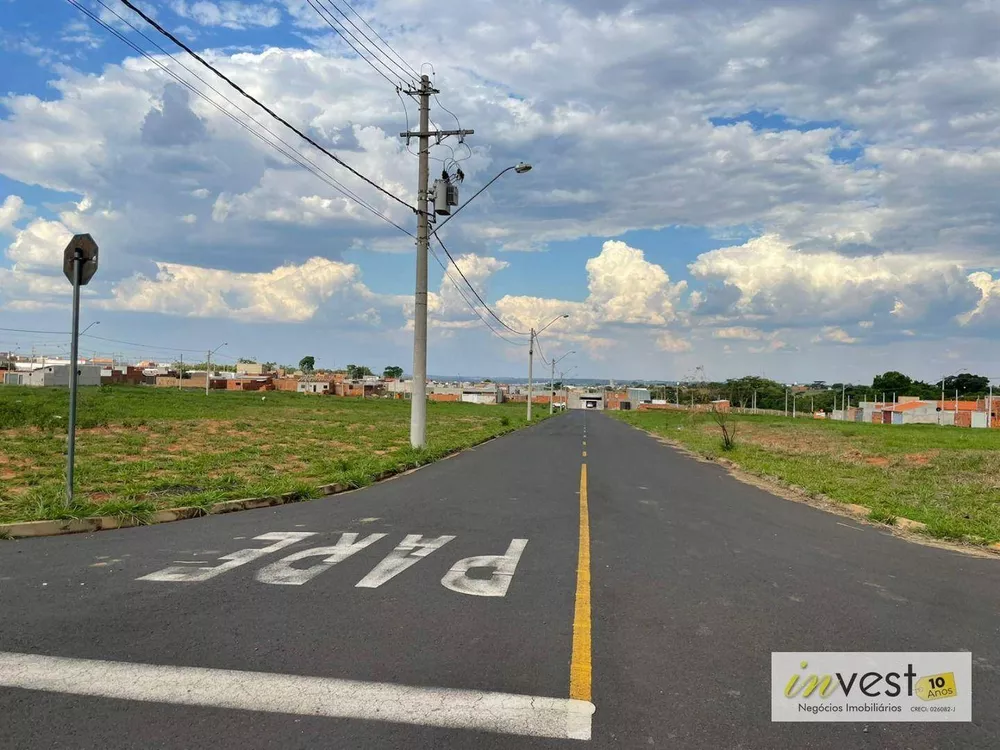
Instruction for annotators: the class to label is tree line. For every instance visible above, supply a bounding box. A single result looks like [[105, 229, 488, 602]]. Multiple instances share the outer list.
[[631, 371, 992, 412]]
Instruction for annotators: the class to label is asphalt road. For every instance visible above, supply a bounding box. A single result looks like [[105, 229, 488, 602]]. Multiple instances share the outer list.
[[2, 410, 1000, 748]]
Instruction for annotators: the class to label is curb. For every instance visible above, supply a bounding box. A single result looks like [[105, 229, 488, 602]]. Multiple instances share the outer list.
[[623, 422, 1000, 558], [0, 417, 547, 541]]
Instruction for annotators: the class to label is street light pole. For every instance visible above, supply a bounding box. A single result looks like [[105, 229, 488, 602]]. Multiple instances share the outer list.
[[206, 342, 227, 395], [550, 351, 575, 415], [527, 314, 569, 421]]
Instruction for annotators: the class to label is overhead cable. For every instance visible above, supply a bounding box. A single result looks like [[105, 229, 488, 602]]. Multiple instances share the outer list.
[[434, 235, 528, 336], [117, 0, 416, 214], [71, 0, 414, 237]]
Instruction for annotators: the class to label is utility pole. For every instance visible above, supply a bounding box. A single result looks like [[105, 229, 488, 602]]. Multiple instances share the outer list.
[[178, 353, 183, 390], [792, 392, 796, 419], [205, 351, 211, 396], [785, 388, 788, 417], [527, 328, 535, 421], [401, 75, 473, 448], [550, 357, 556, 415]]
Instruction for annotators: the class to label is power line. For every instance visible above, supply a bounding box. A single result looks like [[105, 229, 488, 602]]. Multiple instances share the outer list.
[[427, 245, 521, 346], [117, 0, 416, 214], [434, 235, 528, 336], [340, 0, 421, 80], [71, 1, 414, 237], [306, 0, 417, 87], [534, 335, 550, 366]]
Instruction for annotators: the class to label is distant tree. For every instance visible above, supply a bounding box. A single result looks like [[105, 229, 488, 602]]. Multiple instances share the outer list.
[[299, 356, 315, 373], [872, 371, 913, 393], [383, 365, 404, 379], [939, 372, 990, 397], [262, 361, 277, 373], [238, 357, 256, 364], [347, 364, 374, 379]]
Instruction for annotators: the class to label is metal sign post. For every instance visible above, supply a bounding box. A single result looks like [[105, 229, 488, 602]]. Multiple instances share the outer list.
[[62, 234, 99, 506]]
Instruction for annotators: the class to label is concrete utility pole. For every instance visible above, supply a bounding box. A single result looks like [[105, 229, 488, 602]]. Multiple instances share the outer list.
[[400, 75, 474, 448], [527, 328, 535, 421], [785, 388, 788, 416], [526, 314, 569, 422]]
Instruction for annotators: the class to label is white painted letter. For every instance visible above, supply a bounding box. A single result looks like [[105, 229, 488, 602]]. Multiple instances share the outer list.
[[355, 534, 455, 589], [256, 533, 387, 586], [441, 539, 528, 597], [138, 532, 316, 582]]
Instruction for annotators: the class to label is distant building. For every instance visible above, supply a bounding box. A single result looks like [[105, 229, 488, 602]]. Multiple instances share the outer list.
[[568, 391, 604, 410], [10, 364, 103, 387], [298, 381, 330, 395], [236, 362, 264, 376]]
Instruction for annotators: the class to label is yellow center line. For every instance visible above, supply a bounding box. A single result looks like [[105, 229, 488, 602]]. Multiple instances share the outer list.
[[570, 462, 592, 702], [582, 450, 587, 457]]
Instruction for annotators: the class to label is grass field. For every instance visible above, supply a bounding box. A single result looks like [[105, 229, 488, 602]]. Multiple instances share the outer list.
[[613, 409, 1000, 545], [0, 386, 550, 525]]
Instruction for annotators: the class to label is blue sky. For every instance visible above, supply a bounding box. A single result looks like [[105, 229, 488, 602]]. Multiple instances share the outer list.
[[3, 0, 1000, 382]]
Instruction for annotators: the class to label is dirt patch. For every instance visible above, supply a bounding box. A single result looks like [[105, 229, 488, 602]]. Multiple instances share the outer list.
[[905, 451, 940, 466], [864, 456, 890, 467]]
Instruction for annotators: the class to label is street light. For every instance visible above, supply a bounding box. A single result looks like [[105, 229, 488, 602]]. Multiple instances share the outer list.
[[79, 321, 100, 337], [528, 314, 569, 421], [410, 162, 533, 450], [432, 162, 533, 234], [550, 350, 575, 414], [206, 341, 227, 395]]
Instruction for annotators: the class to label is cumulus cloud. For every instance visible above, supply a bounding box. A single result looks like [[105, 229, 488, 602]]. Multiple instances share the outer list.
[[170, 1, 281, 29], [103, 256, 366, 321], [656, 332, 693, 353], [712, 326, 763, 340], [689, 234, 978, 328], [0, 195, 24, 233], [813, 326, 858, 344], [8, 0, 1000, 378]]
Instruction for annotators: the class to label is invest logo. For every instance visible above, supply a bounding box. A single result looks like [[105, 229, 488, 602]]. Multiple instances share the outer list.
[[784, 660, 957, 702], [771, 652, 971, 723]]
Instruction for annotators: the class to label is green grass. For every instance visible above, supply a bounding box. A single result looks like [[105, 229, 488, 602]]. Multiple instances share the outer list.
[[612, 409, 1000, 545], [0, 386, 552, 524]]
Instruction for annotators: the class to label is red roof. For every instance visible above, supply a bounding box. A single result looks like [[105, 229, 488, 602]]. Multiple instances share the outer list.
[[884, 401, 928, 412]]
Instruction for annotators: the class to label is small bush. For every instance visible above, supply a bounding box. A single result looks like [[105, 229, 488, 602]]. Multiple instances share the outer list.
[[499, 415, 511, 427]]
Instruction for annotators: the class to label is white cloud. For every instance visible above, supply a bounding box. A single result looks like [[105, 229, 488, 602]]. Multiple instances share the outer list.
[[712, 326, 763, 340], [689, 234, 977, 327], [103, 256, 365, 322], [170, 1, 281, 29], [858, 320, 874, 329], [813, 326, 858, 344], [656, 332, 693, 353], [0, 195, 24, 233], [6, 218, 72, 269]]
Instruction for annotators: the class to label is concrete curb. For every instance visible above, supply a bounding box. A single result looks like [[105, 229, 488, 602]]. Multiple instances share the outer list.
[[0, 417, 548, 541], [624, 422, 1000, 558]]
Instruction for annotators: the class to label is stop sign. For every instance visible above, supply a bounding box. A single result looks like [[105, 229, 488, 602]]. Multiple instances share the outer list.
[[63, 234, 99, 285]]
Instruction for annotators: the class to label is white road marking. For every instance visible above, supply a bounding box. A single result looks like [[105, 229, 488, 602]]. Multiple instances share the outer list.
[[138, 532, 315, 582], [0, 652, 595, 741], [356, 534, 455, 589], [441, 539, 528, 597], [256, 533, 387, 586]]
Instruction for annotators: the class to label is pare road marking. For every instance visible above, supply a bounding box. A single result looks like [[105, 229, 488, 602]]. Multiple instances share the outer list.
[[138, 532, 529, 597]]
